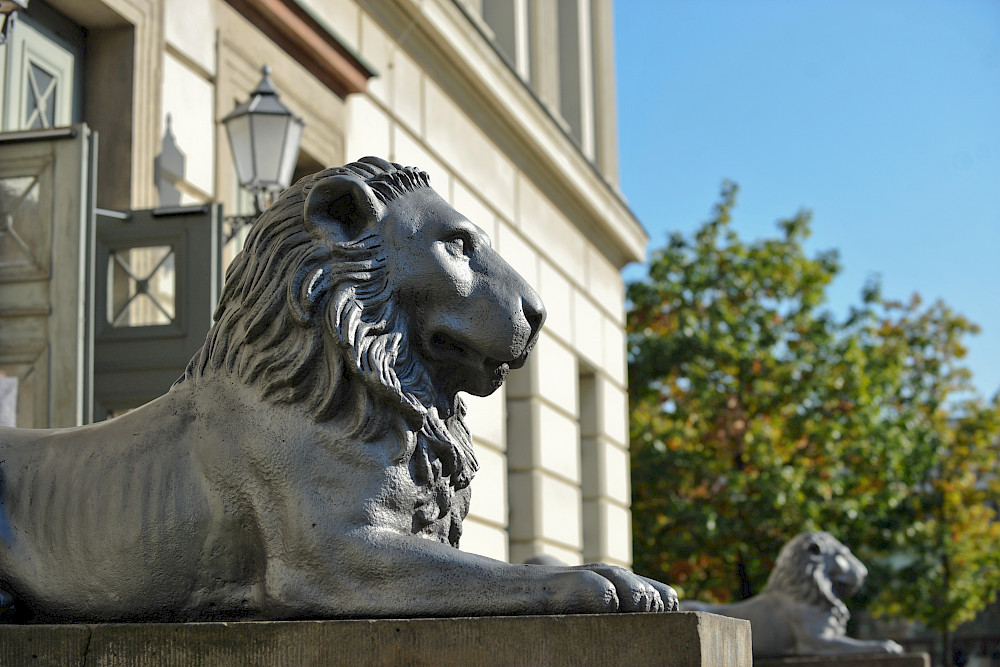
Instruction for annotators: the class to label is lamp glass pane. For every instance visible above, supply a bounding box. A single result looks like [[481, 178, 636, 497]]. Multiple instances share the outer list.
[[250, 114, 289, 188], [277, 120, 304, 190], [225, 115, 254, 187]]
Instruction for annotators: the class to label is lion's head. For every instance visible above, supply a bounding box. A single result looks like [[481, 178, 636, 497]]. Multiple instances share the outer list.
[[764, 531, 867, 628], [183, 157, 545, 530]]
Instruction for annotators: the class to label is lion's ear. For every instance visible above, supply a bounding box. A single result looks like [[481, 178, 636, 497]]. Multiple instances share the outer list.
[[304, 173, 384, 243]]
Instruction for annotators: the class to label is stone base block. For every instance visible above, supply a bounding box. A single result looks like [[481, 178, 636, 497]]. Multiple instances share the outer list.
[[0, 612, 751, 666], [757, 653, 930, 667]]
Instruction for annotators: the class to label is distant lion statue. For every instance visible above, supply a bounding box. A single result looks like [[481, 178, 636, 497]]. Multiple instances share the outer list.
[[0, 157, 676, 622], [681, 532, 903, 657]]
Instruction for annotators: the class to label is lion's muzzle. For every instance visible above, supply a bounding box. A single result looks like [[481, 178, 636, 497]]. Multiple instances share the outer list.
[[477, 242, 545, 370], [417, 242, 546, 398]]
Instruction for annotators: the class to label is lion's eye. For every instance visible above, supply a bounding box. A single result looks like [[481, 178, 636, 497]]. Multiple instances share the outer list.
[[808, 542, 822, 555]]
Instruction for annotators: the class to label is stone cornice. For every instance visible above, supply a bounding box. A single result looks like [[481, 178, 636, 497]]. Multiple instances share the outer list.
[[224, 0, 375, 98]]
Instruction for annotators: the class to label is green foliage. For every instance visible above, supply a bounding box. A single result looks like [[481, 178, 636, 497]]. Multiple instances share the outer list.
[[628, 182, 1000, 634]]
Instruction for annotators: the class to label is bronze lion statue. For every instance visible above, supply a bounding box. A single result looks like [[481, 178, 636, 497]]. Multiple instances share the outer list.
[[0, 157, 676, 622], [680, 532, 903, 657]]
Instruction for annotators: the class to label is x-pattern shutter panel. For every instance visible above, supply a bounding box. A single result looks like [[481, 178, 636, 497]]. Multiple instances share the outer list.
[[93, 205, 221, 420], [25, 62, 58, 129]]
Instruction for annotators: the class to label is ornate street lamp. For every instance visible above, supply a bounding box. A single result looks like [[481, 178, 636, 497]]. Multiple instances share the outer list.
[[0, 0, 29, 45], [222, 65, 304, 225]]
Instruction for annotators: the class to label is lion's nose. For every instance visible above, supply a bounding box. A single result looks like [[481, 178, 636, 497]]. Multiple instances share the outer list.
[[522, 289, 546, 339], [508, 289, 545, 369]]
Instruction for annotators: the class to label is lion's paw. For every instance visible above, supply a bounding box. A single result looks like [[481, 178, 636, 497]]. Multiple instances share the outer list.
[[881, 640, 905, 654], [575, 564, 675, 613], [545, 568, 620, 613]]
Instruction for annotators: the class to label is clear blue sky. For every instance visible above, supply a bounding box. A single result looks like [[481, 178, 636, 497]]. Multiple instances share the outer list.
[[615, 0, 1000, 398]]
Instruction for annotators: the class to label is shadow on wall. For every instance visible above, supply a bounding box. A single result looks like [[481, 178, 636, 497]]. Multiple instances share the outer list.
[[154, 114, 185, 206]]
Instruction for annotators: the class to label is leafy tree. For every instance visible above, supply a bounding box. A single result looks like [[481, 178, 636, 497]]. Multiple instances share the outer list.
[[627, 182, 1000, 657]]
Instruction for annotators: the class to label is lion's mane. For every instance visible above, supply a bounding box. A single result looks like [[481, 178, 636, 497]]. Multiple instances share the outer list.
[[762, 531, 857, 629], [182, 157, 477, 535]]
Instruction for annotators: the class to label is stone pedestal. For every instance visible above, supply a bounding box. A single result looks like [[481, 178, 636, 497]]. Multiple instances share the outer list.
[[757, 653, 930, 667], [0, 612, 751, 666]]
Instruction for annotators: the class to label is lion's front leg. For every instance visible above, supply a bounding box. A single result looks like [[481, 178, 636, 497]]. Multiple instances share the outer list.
[[339, 528, 617, 617], [796, 635, 904, 656], [301, 528, 673, 618]]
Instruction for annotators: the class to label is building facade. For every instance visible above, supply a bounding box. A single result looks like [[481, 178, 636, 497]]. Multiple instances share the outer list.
[[0, 0, 646, 568]]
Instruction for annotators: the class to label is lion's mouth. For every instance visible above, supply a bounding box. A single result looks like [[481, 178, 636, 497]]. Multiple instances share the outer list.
[[831, 575, 859, 600], [429, 332, 515, 376]]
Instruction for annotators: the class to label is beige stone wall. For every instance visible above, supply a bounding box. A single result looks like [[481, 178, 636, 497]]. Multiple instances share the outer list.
[[57, 0, 642, 568], [333, 0, 639, 566]]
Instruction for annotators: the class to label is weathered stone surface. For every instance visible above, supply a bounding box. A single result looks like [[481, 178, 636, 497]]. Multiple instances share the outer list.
[[0, 612, 750, 666], [757, 653, 930, 667], [0, 157, 677, 622]]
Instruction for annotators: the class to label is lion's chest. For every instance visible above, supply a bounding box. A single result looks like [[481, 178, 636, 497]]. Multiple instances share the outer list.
[[413, 484, 471, 547], [374, 463, 472, 548]]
